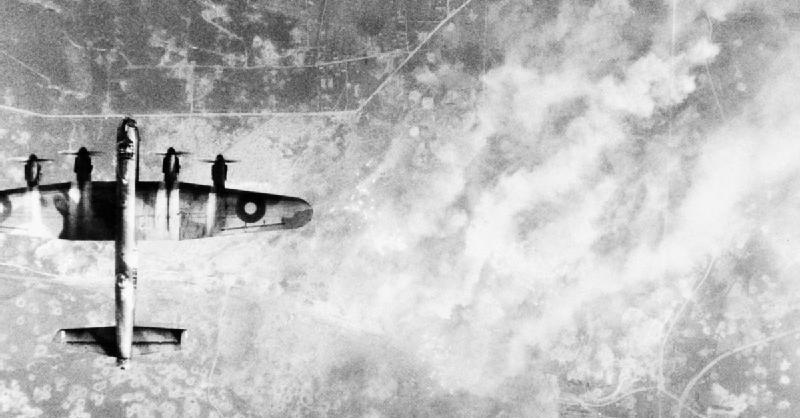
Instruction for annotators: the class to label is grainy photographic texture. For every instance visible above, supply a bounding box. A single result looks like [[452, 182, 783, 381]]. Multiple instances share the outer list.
[[1, 0, 799, 417]]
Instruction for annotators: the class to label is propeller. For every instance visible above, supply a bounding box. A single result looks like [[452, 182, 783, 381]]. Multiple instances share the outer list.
[[200, 155, 239, 163], [154, 151, 191, 155], [153, 147, 190, 156], [9, 155, 52, 163], [58, 149, 103, 156]]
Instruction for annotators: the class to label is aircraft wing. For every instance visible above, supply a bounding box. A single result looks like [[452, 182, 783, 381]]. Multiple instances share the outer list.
[[0, 182, 312, 241], [0, 182, 106, 239], [137, 182, 313, 240]]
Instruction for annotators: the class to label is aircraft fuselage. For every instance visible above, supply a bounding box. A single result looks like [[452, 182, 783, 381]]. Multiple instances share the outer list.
[[115, 118, 138, 367]]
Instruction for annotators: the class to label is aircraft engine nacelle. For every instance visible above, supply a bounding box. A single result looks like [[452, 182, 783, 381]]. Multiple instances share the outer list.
[[75, 157, 92, 185], [60, 147, 101, 187], [13, 154, 51, 188], [159, 147, 188, 190], [25, 158, 41, 188], [201, 154, 237, 192]]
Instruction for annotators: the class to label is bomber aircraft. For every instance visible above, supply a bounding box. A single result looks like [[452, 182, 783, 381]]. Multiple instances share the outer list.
[[0, 118, 313, 368]]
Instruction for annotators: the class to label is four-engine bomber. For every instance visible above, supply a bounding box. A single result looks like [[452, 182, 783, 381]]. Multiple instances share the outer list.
[[0, 118, 313, 367]]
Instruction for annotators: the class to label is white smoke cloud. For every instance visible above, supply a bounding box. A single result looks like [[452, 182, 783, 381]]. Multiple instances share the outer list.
[[5, 0, 800, 416], [424, 0, 724, 393], [295, 0, 800, 411]]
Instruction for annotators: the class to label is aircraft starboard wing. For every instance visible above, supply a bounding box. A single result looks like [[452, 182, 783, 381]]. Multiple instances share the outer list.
[[136, 182, 313, 240], [0, 182, 312, 241]]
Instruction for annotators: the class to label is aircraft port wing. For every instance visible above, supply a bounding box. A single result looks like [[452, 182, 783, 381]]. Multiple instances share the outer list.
[[0, 182, 110, 240]]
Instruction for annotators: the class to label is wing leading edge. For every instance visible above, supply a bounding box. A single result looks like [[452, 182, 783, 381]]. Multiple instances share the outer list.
[[0, 182, 312, 240]]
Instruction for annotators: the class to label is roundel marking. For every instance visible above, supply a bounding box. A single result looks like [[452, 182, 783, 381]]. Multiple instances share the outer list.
[[0, 195, 11, 223], [235, 193, 266, 223]]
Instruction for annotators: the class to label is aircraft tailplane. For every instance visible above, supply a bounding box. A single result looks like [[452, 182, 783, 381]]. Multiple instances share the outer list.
[[55, 326, 185, 357]]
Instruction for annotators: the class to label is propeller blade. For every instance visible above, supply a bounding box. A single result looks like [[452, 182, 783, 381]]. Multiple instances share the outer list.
[[153, 151, 190, 156], [200, 158, 239, 163], [9, 157, 52, 162], [58, 150, 103, 156]]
